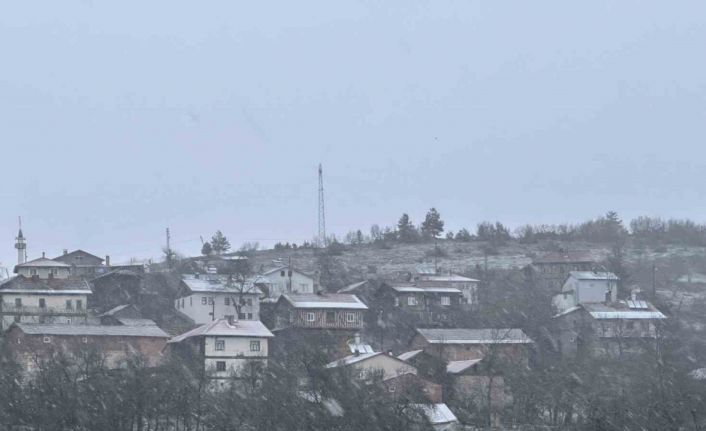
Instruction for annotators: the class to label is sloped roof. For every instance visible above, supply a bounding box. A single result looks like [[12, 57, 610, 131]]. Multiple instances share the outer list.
[[419, 274, 479, 282], [180, 275, 262, 295], [14, 323, 169, 338], [16, 257, 70, 268], [261, 266, 314, 278], [416, 328, 533, 344], [414, 404, 458, 425], [397, 350, 424, 361], [569, 271, 618, 281], [98, 304, 134, 317], [390, 285, 461, 294], [582, 302, 667, 320], [281, 293, 368, 310], [53, 249, 104, 263], [447, 359, 482, 374], [0, 276, 92, 294], [117, 318, 157, 327], [325, 352, 382, 367], [169, 319, 274, 343], [338, 280, 368, 293]]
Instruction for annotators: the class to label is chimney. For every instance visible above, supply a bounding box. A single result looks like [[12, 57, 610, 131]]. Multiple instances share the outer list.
[[354, 333, 361, 345], [105, 255, 110, 267], [227, 315, 235, 326], [42, 251, 45, 258], [63, 249, 68, 255]]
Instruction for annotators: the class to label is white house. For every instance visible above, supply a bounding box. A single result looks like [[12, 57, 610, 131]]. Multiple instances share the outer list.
[[14, 255, 71, 279], [553, 271, 619, 313], [174, 275, 261, 324], [168, 318, 274, 384], [0, 270, 91, 331], [256, 266, 315, 299]]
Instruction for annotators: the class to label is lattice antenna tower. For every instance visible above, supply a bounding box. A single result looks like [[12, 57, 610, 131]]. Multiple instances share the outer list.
[[318, 163, 326, 247]]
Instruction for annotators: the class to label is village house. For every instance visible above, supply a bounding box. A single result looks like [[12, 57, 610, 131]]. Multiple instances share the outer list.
[[552, 271, 619, 313], [52, 249, 111, 277], [256, 265, 316, 300], [168, 318, 274, 386], [325, 351, 442, 403], [409, 328, 534, 365], [525, 251, 596, 292], [6, 322, 170, 373], [413, 404, 460, 431], [414, 267, 479, 305], [175, 274, 261, 324], [553, 296, 667, 357], [273, 293, 367, 331], [0, 272, 91, 331]]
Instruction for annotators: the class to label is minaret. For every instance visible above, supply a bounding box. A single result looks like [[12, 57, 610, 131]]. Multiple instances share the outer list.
[[15, 217, 26, 265]]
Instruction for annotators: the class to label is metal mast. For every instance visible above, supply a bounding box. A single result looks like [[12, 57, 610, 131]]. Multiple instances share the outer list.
[[318, 163, 326, 247]]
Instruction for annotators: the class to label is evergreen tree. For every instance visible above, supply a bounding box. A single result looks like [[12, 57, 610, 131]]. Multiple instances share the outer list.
[[201, 241, 213, 256], [397, 213, 417, 242], [421, 208, 444, 238], [210, 230, 231, 255]]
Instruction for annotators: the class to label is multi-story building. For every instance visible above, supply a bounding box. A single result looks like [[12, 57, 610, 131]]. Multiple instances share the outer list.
[[168, 318, 274, 387], [414, 271, 479, 305], [0, 261, 91, 330], [6, 322, 169, 373], [273, 293, 367, 331], [552, 271, 618, 313], [174, 274, 261, 324], [256, 266, 316, 300], [525, 251, 595, 292]]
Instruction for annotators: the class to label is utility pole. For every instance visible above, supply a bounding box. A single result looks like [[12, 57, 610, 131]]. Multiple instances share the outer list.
[[318, 163, 327, 248], [652, 263, 657, 298], [166, 227, 172, 269]]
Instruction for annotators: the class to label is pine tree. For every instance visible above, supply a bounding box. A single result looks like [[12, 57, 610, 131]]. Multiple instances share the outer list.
[[397, 213, 417, 242], [210, 230, 231, 255], [421, 208, 444, 238], [201, 241, 213, 256]]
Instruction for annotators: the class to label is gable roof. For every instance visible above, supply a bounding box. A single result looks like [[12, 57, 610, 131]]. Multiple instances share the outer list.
[[280, 293, 368, 310], [169, 319, 274, 343], [447, 358, 483, 374], [261, 266, 314, 279], [13, 323, 169, 338], [413, 404, 458, 425], [180, 275, 262, 295], [568, 271, 619, 281], [389, 285, 462, 294], [16, 257, 70, 269], [419, 274, 479, 282], [337, 280, 368, 293], [581, 302, 667, 320], [53, 249, 104, 263], [397, 349, 424, 361], [416, 328, 533, 344]]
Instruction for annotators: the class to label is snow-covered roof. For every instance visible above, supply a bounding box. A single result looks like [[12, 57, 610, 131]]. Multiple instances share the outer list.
[[397, 350, 424, 361], [16, 257, 70, 268], [117, 318, 157, 327], [169, 319, 274, 343], [419, 274, 478, 282], [281, 293, 368, 310], [0, 276, 92, 295], [261, 266, 314, 279], [14, 323, 169, 338], [690, 368, 706, 380], [348, 342, 375, 354], [325, 352, 381, 368], [677, 273, 706, 284], [582, 302, 667, 320], [391, 286, 425, 293], [414, 404, 458, 425], [338, 280, 368, 293], [417, 328, 534, 344], [181, 275, 262, 295], [447, 358, 482, 374], [569, 271, 619, 281]]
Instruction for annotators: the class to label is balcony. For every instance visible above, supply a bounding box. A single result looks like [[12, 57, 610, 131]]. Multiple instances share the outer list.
[[0, 304, 88, 316]]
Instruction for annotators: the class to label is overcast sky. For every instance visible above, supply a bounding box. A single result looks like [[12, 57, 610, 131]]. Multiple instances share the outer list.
[[1, 1, 705, 269]]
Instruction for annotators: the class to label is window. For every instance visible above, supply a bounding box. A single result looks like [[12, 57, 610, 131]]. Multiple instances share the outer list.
[[215, 339, 225, 350], [14, 315, 20, 323], [245, 298, 252, 306], [39, 298, 46, 308], [208, 297, 214, 305], [441, 296, 451, 306], [66, 318, 72, 324], [394, 297, 400, 307], [325, 311, 336, 324], [65, 300, 73, 310], [14, 298, 22, 307], [388, 384, 396, 393], [52, 268, 58, 275], [280, 270, 285, 277], [306, 312, 316, 322], [30, 269, 37, 276], [82, 337, 88, 344], [43, 336, 51, 343], [247, 313, 252, 320], [346, 312, 355, 323], [201, 297, 207, 305], [408, 296, 417, 306], [76, 300, 83, 310], [250, 340, 261, 352], [216, 361, 226, 372], [224, 297, 230, 306], [180, 298, 184, 308]]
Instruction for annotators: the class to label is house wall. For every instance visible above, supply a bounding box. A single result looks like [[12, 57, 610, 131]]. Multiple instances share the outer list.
[[349, 354, 417, 381], [0, 293, 89, 330], [203, 335, 269, 379], [530, 262, 594, 292], [383, 373, 443, 403], [411, 335, 530, 364], [283, 308, 363, 330], [261, 271, 314, 298], [6, 327, 167, 374], [175, 292, 260, 324], [562, 277, 617, 304], [15, 267, 71, 279], [416, 279, 478, 304]]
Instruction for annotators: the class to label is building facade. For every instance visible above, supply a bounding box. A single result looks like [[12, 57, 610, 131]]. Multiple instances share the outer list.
[[257, 266, 316, 299], [175, 275, 261, 324], [552, 271, 619, 313]]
